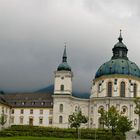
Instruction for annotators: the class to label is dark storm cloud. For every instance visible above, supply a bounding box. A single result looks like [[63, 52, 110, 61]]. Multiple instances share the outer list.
[[0, 0, 140, 93]]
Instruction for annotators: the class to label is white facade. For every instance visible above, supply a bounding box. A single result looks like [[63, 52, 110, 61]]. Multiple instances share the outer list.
[[53, 72, 140, 130], [53, 94, 89, 128], [54, 71, 73, 95], [52, 38, 140, 130], [10, 108, 53, 127], [1, 34, 140, 131], [0, 103, 11, 130]]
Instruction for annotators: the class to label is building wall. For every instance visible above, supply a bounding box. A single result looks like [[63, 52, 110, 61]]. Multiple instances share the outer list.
[[10, 108, 53, 127], [54, 71, 73, 94], [91, 75, 140, 98], [0, 103, 11, 130], [53, 95, 89, 128], [90, 75, 140, 130], [89, 98, 139, 130]]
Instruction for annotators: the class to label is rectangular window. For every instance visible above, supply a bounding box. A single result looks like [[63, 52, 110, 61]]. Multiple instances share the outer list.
[[98, 83, 102, 92], [91, 107, 93, 114], [20, 109, 24, 114], [2, 107, 4, 113], [90, 118, 93, 125], [39, 118, 43, 124], [20, 117, 24, 124], [6, 108, 8, 113], [10, 117, 14, 123], [40, 109, 43, 114], [11, 109, 14, 114], [49, 117, 53, 124], [59, 104, 63, 113], [49, 109, 53, 115], [30, 109, 33, 114]]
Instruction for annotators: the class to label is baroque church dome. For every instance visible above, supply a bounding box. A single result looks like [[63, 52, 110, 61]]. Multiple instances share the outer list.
[[95, 31, 140, 78], [57, 45, 71, 71]]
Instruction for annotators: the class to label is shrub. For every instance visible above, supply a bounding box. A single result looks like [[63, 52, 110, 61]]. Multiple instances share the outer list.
[[0, 125, 126, 140]]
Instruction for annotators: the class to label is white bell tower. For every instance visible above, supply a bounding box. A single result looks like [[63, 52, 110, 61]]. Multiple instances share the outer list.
[[54, 45, 73, 95], [53, 44, 73, 128]]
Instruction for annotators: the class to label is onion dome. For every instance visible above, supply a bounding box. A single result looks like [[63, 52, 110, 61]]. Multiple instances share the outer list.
[[57, 45, 71, 71], [95, 30, 140, 78]]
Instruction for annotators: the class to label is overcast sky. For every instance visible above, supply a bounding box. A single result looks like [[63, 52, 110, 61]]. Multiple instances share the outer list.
[[0, 0, 140, 93]]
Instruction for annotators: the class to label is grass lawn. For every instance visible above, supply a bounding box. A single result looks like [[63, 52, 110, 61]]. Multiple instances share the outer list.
[[0, 137, 90, 140]]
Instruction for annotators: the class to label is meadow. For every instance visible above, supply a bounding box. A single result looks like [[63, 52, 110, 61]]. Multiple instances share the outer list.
[[0, 137, 89, 140]]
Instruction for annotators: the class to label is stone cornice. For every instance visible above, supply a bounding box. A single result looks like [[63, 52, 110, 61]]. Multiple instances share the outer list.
[[93, 74, 140, 82]]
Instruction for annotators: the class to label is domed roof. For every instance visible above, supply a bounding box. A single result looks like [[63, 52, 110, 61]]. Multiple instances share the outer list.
[[57, 45, 71, 71], [57, 62, 71, 71], [95, 30, 140, 78], [95, 59, 140, 78]]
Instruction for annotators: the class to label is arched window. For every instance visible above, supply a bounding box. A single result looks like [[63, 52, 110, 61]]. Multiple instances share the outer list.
[[120, 81, 125, 97], [134, 119, 137, 126], [134, 83, 137, 98], [60, 85, 64, 91], [75, 106, 78, 112], [59, 116, 63, 124], [91, 106, 93, 114], [98, 83, 102, 92], [59, 104, 63, 112], [98, 106, 104, 113], [121, 106, 128, 115], [98, 117, 104, 129], [107, 82, 112, 97], [90, 118, 93, 126]]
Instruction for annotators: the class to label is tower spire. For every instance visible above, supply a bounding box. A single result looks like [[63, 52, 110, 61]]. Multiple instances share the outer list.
[[112, 30, 128, 60], [62, 42, 67, 62], [118, 29, 123, 42]]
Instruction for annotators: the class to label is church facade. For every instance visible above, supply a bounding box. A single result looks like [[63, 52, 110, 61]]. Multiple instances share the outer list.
[[0, 32, 140, 130]]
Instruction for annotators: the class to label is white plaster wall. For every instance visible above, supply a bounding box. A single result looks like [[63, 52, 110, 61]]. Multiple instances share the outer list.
[[89, 97, 139, 130], [90, 75, 140, 130], [53, 95, 89, 128], [10, 108, 53, 127], [0, 103, 11, 130], [54, 71, 73, 94], [91, 75, 140, 98]]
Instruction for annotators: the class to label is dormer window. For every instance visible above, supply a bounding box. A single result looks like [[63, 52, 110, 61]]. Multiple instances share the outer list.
[[41, 102, 45, 105], [31, 102, 35, 105], [22, 102, 25, 105]]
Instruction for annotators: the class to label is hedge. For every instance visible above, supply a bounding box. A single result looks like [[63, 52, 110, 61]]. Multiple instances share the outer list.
[[0, 125, 126, 140]]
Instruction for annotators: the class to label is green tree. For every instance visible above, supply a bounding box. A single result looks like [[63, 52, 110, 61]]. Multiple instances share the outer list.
[[117, 115, 132, 135], [134, 97, 140, 131], [98, 106, 119, 135], [68, 109, 88, 138], [98, 106, 132, 136]]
